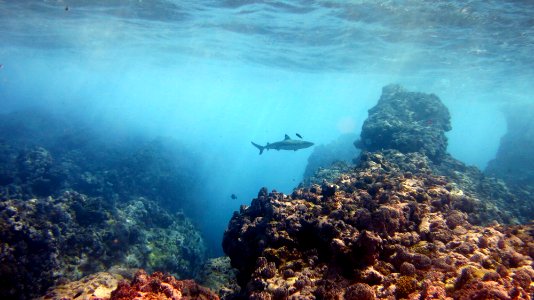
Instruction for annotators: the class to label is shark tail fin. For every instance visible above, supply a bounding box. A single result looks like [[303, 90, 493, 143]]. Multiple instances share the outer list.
[[251, 142, 265, 155]]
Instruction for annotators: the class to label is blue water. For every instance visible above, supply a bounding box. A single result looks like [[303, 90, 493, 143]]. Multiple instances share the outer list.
[[1, 0, 532, 255]]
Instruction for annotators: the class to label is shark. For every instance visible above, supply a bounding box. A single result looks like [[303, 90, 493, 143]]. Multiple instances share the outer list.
[[251, 134, 314, 155]]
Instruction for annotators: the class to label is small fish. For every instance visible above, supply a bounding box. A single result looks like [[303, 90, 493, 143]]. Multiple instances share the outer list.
[[65, 5, 69, 11], [230, 194, 237, 200], [0, 64, 3, 69], [296, 133, 303, 139]]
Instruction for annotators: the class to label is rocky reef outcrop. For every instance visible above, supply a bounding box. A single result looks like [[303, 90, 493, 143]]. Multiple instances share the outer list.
[[353, 84, 533, 223], [0, 109, 208, 299], [223, 151, 534, 299], [357, 84, 451, 162], [484, 104, 534, 221]]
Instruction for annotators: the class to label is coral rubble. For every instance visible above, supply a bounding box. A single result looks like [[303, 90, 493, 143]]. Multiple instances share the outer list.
[[39, 272, 125, 300], [110, 269, 219, 300]]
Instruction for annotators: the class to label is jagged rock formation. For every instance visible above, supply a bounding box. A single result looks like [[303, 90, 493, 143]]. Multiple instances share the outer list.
[[356, 84, 451, 162], [353, 84, 532, 223]]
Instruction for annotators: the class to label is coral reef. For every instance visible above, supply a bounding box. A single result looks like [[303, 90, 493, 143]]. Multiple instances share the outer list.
[[0, 109, 203, 214], [432, 154, 533, 223], [356, 84, 451, 162], [349, 84, 533, 223], [223, 150, 534, 299], [302, 161, 353, 187], [0, 191, 206, 299], [303, 133, 360, 180], [197, 257, 240, 300], [0, 109, 210, 299], [40, 270, 219, 300], [39, 272, 125, 300], [110, 269, 219, 300]]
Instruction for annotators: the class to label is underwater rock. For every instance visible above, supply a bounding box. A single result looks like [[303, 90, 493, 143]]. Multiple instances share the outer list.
[[0, 109, 203, 216], [356, 84, 451, 162], [302, 160, 353, 187], [302, 133, 360, 181], [39, 272, 125, 300], [431, 153, 533, 223], [301, 84, 530, 223], [110, 269, 219, 300], [197, 256, 240, 300], [0, 191, 207, 300], [223, 150, 534, 299]]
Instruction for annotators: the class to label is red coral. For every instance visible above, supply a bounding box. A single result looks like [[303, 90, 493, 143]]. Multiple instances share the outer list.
[[110, 270, 219, 300]]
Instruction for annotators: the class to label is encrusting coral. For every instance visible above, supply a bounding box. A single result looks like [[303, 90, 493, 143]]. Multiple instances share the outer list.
[[39, 272, 125, 300], [110, 269, 219, 300]]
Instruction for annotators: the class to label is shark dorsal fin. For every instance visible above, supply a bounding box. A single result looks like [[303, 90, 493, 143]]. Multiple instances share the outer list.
[[284, 134, 291, 140]]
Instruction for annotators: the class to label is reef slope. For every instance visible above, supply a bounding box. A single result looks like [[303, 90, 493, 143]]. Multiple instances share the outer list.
[[223, 150, 534, 299]]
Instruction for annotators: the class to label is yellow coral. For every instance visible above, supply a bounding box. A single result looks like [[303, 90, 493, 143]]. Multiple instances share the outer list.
[[411, 241, 432, 256]]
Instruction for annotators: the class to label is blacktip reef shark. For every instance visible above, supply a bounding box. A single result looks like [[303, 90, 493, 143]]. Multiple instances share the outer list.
[[251, 134, 314, 155]]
